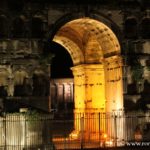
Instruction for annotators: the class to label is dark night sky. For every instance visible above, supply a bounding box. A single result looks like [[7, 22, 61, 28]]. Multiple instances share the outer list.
[[50, 41, 73, 78]]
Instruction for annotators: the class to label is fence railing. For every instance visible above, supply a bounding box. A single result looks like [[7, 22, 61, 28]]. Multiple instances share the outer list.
[[0, 113, 54, 150], [0, 111, 150, 149], [52, 111, 150, 149]]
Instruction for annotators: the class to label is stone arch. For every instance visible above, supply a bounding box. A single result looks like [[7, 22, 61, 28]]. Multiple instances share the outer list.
[[51, 17, 124, 141], [32, 68, 49, 96], [13, 68, 30, 96], [141, 16, 150, 39], [31, 16, 44, 38], [13, 67, 29, 83], [0, 67, 9, 86], [12, 16, 25, 38], [0, 65, 13, 97], [48, 12, 122, 43], [84, 34, 103, 63], [53, 35, 84, 65], [53, 18, 121, 63], [124, 16, 138, 39], [0, 67, 9, 97], [0, 15, 8, 38], [88, 10, 123, 41]]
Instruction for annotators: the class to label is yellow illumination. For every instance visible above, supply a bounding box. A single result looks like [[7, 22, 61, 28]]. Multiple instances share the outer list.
[[52, 18, 124, 142], [105, 140, 113, 146], [103, 133, 108, 139], [69, 131, 79, 139]]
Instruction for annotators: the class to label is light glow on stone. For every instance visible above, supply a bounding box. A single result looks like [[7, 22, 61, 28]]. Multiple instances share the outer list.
[[52, 18, 124, 142]]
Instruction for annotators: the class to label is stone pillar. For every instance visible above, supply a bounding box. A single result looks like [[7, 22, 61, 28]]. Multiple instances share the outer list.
[[50, 84, 57, 109], [71, 64, 106, 140], [105, 56, 124, 146], [56, 83, 64, 111], [55, 83, 62, 102], [105, 56, 123, 112], [6, 66, 12, 96], [70, 83, 74, 103], [71, 65, 85, 134], [63, 83, 69, 112], [63, 83, 70, 102]]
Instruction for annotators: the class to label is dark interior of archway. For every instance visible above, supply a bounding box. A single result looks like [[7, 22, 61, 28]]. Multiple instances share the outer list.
[[50, 41, 73, 78], [47, 41, 74, 119]]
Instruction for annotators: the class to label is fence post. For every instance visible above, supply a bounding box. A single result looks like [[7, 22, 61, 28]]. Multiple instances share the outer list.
[[80, 116, 84, 149], [114, 115, 117, 147], [25, 115, 26, 150], [99, 112, 101, 148], [4, 113, 6, 150]]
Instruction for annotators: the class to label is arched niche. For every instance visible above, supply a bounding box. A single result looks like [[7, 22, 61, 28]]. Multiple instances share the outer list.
[[141, 17, 150, 39], [31, 17, 43, 38], [13, 69, 30, 96], [124, 17, 138, 39], [32, 69, 49, 96], [0, 15, 8, 38], [12, 17, 25, 38]]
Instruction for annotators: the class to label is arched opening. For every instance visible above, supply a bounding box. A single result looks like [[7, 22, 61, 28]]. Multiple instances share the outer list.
[[50, 41, 73, 79], [51, 18, 124, 142], [141, 17, 150, 39], [50, 41, 74, 117], [0, 16, 8, 38], [14, 69, 29, 96], [124, 17, 138, 39], [32, 69, 49, 96], [12, 17, 25, 38], [7, 0, 24, 12], [0, 68, 9, 97], [31, 17, 43, 38]]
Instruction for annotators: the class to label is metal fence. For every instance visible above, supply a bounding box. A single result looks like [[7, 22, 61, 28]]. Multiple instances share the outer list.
[[0, 113, 54, 150], [0, 112, 150, 150], [52, 111, 150, 149]]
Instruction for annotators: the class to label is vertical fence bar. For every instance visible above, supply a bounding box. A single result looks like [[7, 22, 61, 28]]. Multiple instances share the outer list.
[[25, 115, 26, 150], [4, 114, 6, 150], [98, 112, 100, 148], [114, 115, 117, 147], [80, 115, 84, 149], [3, 111, 150, 149]]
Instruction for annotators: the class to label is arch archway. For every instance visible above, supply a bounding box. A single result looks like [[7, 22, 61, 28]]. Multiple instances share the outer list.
[[52, 18, 124, 141], [124, 17, 138, 39]]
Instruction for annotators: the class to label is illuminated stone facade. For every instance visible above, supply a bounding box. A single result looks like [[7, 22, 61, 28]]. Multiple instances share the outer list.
[[0, 0, 149, 143], [52, 18, 124, 140], [50, 78, 74, 111]]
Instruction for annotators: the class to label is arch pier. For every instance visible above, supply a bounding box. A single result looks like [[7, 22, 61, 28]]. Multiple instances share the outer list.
[[52, 18, 124, 144]]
